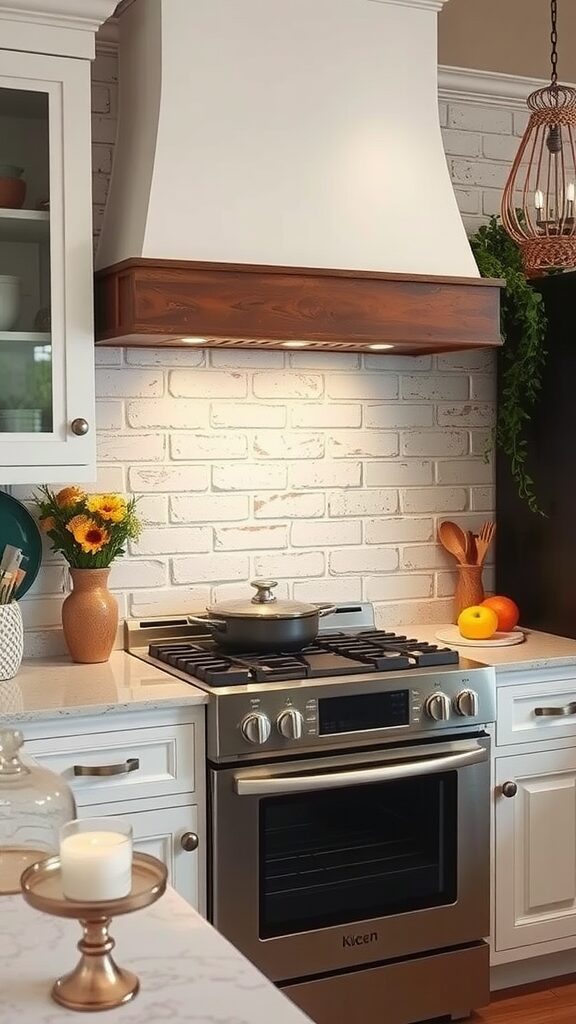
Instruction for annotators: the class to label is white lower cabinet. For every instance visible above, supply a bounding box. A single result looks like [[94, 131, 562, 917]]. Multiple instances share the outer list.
[[495, 746, 576, 952], [87, 800, 201, 910]]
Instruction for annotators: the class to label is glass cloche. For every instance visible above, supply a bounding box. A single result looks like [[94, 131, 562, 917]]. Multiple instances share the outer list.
[[0, 729, 76, 894]]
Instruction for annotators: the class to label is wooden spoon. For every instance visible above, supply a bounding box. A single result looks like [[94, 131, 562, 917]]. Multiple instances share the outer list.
[[438, 521, 469, 565]]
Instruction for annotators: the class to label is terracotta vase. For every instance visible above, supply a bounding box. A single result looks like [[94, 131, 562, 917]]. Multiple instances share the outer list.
[[62, 568, 118, 664], [453, 564, 485, 622]]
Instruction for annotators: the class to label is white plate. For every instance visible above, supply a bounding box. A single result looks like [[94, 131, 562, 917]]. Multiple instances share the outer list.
[[435, 625, 526, 647]]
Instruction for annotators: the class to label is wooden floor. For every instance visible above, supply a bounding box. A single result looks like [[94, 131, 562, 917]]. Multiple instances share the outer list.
[[469, 976, 576, 1024]]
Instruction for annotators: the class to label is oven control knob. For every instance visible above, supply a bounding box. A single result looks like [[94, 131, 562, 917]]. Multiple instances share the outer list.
[[241, 712, 271, 745], [425, 692, 451, 721], [277, 709, 304, 740], [454, 688, 480, 718]]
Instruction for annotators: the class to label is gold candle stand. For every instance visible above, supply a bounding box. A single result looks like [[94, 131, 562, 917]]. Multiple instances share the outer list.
[[20, 851, 167, 1012]]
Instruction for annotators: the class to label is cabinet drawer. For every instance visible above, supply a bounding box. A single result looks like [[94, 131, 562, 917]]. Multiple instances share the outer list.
[[27, 724, 197, 806], [497, 678, 576, 747]]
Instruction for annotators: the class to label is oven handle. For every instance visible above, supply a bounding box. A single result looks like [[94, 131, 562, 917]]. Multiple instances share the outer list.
[[233, 744, 488, 797]]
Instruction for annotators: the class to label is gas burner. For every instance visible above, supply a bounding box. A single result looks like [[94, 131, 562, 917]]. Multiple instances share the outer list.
[[147, 629, 458, 686]]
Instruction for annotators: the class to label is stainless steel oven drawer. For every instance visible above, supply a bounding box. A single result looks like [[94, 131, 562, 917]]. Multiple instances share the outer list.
[[281, 942, 490, 1024]]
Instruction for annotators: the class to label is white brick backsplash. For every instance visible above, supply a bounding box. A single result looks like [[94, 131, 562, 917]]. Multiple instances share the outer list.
[[327, 431, 399, 459], [170, 494, 249, 523], [365, 517, 433, 544], [253, 432, 324, 459], [210, 349, 284, 368], [402, 430, 468, 457], [129, 466, 209, 492], [96, 369, 163, 398], [402, 375, 469, 401], [437, 402, 496, 427], [19, 77, 505, 646], [254, 492, 325, 518], [170, 370, 246, 398], [95, 401, 124, 431], [441, 128, 481, 156], [365, 404, 434, 429], [98, 432, 165, 462], [210, 580, 288, 602], [471, 431, 493, 457], [109, 559, 166, 589], [436, 459, 493, 485], [214, 525, 287, 550], [293, 578, 363, 602], [253, 372, 323, 399], [211, 403, 286, 428], [290, 520, 362, 548], [330, 548, 398, 575], [132, 527, 212, 556], [254, 551, 325, 578], [327, 374, 398, 400], [290, 462, 362, 489], [213, 463, 287, 491], [28, 565, 67, 596], [126, 348, 205, 367], [513, 109, 530, 136], [365, 574, 434, 601], [127, 400, 209, 429], [401, 488, 467, 514], [329, 490, 398, 517], [171, 433, 248, 460], [365, 461, 433, 486], [291, 404, 362, 428], [448, 103, 512, 134], [172, 554, 250, 584]]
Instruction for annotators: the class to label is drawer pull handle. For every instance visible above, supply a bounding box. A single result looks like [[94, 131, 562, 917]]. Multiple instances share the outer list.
[[73, 757, 140, 777], [534, 702, 576, 717], [180, 832, 199, 852]]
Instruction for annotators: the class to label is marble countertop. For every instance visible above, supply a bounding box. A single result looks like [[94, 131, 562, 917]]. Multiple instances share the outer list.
[[0, 886, 311, 1024], [417, 624, 576, 674], [0, 651, 207, 722]]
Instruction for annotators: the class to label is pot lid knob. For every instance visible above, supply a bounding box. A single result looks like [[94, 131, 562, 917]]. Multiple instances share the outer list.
[[250, 579, 278, 604]]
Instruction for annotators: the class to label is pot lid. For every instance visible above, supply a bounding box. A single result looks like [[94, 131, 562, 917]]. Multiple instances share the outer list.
[[206, 580, 320, 620]]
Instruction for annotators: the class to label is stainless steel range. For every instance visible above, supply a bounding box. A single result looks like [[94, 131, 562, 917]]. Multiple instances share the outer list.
[[126, 602, 496, 1024]]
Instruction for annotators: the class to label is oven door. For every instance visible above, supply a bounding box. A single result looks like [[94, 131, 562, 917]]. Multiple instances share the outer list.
[[210, 735, 490, 982]]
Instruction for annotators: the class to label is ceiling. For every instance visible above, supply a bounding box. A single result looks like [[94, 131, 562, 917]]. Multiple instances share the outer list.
[[439, 0, 576, 82]]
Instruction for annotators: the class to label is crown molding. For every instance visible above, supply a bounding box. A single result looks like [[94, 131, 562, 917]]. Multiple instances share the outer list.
[[0, 0, 118, 33], [438, 65, 561, 109], [367, 0, 446, 11]]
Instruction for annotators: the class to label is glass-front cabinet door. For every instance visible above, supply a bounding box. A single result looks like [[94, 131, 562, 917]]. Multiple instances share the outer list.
[[0, 50, 95, 482]]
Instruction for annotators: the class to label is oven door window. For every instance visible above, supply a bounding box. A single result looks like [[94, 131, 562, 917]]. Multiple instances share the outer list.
[[259, 771, 457, 938]]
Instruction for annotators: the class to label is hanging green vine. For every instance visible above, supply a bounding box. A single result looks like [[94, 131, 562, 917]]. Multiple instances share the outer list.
[[469, 216, 548, 516]]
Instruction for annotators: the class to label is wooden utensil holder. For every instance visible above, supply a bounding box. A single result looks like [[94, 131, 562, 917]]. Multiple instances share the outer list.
[[454, 565, 485, 622]]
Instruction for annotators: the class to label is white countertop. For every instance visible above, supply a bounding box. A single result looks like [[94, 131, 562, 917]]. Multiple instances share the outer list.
[[0, 886, 311, 1024], [0, 651, 207, 722], [417, 624, 576, 674]]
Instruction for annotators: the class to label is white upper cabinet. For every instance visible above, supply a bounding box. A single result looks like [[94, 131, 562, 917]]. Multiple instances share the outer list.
[[0, 1, 116, 483]]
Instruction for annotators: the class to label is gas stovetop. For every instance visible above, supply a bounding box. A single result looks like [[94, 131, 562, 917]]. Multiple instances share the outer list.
[[126, 604, 496, 763]]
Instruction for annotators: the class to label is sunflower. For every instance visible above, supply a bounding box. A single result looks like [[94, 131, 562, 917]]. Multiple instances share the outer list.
[[38, 515, 56, 533], [55, 486, 85, 509], [66, 515, 110, 554], [86, 493, 127, 523]]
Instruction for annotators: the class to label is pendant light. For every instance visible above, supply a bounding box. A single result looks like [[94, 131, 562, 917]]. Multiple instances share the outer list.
[[501, 0, 576, 274]]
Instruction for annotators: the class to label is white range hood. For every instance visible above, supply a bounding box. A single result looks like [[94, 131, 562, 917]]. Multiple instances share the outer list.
[[97, 0, 478, 278]]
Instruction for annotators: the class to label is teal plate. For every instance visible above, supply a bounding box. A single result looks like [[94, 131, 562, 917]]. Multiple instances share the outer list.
[[0, 491, 42, 597]]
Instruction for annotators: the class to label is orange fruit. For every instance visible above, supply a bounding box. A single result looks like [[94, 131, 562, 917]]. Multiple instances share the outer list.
[[481, 595, 520, 633]]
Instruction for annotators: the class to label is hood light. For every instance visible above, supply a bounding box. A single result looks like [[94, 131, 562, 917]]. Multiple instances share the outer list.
[[180, 337, 207, 345], [282, 340, 308, 348], [368, 344, 394, 351]]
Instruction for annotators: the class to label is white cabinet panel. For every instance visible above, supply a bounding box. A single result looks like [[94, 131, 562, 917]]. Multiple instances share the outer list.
[[497, 678, 576, 748], [495, 748, 576, 951]]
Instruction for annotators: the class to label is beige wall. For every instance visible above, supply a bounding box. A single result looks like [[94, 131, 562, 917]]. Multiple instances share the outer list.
[[439, 0, 576, 82]]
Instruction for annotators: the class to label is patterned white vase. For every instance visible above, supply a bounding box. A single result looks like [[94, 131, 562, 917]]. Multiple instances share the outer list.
[[0, 603, 23, 681]]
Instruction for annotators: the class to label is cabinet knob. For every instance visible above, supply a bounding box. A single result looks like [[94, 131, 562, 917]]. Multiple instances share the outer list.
[[71, 417, 90, 436], [180, 831, 199, 852], [501, 781, 518, 798]]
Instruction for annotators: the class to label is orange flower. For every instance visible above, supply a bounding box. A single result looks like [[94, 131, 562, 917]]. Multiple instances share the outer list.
[[55, 486, 85, 509], [38, 516, 56, 533], [86, 494, 127, 523], [66, 515, 110, 554]]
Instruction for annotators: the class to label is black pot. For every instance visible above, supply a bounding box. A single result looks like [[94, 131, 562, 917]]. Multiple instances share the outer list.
[[189, 579, 336, 652]]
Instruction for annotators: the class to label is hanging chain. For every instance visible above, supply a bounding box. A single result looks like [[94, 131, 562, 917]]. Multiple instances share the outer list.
[[550, 0, 558, 85]]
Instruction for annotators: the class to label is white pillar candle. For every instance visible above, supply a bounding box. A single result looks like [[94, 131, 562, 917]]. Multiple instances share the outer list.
[[60, 830, 133, 901]]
